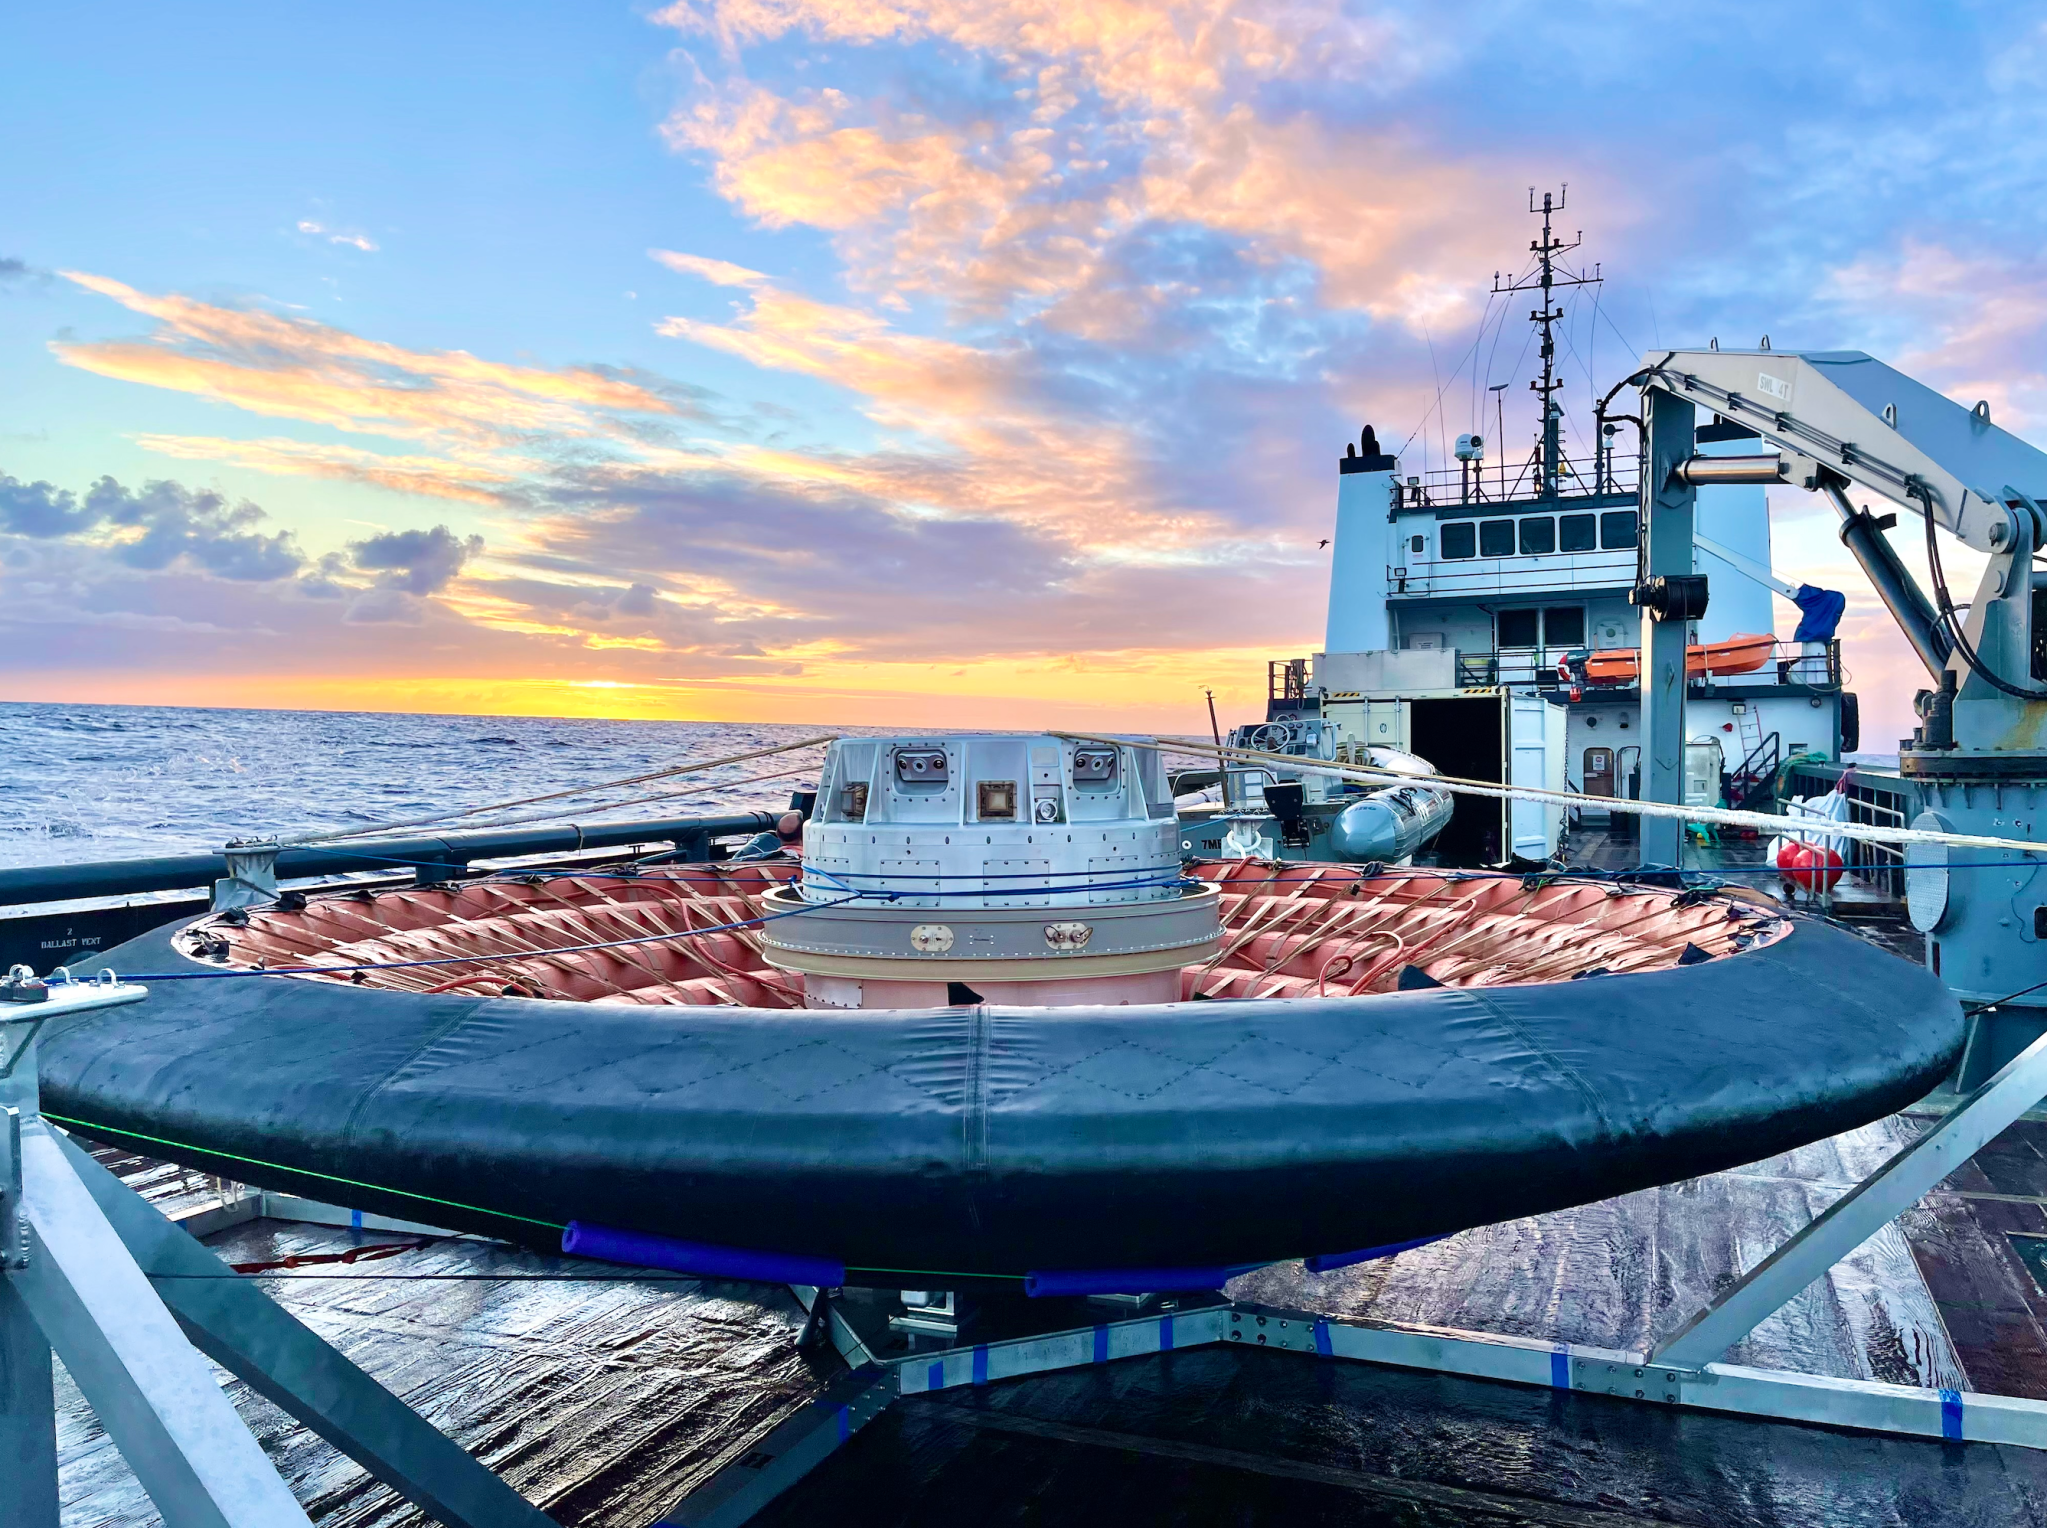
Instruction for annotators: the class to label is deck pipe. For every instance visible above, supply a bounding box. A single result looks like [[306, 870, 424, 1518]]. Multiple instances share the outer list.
[[0, 811, 785, 907], [561, 1221, 845, 1287]]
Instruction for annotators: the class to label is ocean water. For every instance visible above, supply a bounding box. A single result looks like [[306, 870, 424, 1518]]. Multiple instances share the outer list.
[[0, 701, 846, 871]]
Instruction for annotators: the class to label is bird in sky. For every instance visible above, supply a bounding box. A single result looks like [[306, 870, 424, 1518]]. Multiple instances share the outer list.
[[1317, 538, 1330, 549]]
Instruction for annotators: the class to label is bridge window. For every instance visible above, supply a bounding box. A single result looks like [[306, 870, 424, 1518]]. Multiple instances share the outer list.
[[1543, 607, 1586, 645], [1440, 522, 1475, 559], [1497, 608, 1540, 647], [1519, 517, 1556, 555], [1559, 513, 1597, 552], [1479, 519, 1516, 557], [1600, 510, 1639, 549]]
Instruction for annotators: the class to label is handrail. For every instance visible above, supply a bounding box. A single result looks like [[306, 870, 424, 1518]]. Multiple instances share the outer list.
[[0, 810, 787, 907]]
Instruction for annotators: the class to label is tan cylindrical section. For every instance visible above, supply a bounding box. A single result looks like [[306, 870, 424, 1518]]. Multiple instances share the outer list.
[[762, 938, 1215, 985], [800, 968, 1183, 1010], [1673, 453, 1785, 485]]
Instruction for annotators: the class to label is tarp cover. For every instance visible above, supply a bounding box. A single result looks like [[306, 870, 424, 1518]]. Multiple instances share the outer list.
[[39, 914, 1959, 1281]]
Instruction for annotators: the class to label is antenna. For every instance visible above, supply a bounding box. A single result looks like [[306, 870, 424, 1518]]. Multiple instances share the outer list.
[[1495, 184, 1600, 499]]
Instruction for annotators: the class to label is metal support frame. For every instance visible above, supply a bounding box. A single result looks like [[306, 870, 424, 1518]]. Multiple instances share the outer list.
[[660, 1030, 2047, 1526], [1653, 1024, 2047, 1370], [0, 976, 557, 1528], [1636, 386, 1697, 865]]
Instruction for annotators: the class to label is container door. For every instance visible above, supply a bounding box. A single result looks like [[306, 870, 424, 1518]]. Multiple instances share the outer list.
[[1362, 699, 1409, 753], [1507, 691, 1557, 860]]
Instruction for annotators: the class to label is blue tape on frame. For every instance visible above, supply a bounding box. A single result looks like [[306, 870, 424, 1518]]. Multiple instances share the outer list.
[[1093, 1324, 1109, 1364], [1941, 1388, 1964, 1440], [836, 1405, 849, 1444], [927, 1360, 944, 1393], [1313, 1320, 1333, 1357], [1160, 1313, 1175, 1352], [1550, 1347, 1570, 1390], [972, 1345, 989, 1386]]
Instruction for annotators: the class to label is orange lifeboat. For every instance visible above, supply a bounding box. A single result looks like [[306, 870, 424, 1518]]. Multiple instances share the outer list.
[[1580, 632, 1775, 686]]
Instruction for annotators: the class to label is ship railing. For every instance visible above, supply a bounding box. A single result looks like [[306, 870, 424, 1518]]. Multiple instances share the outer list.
[[1784, 765, 1910, 898], [1447, 637, 1840, 693], [1694, 638, 1841, 690], [1268, 657, 1310, 705], [0, 807, 799, 975], [1456, 653, 1498, 688], [1396, 449, 1639, 509], [1395, 553, 1639, 598]]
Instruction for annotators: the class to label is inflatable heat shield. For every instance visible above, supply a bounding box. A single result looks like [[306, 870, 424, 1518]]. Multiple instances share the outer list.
[[36, 864, 1960, 1285]]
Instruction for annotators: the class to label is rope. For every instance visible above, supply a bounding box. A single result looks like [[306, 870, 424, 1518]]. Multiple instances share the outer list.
[[1059, 730, 2047, 859], [61, 871, 1203, 986], [353, 764, 815, 842], [102, 892, 871, 981], [279, 735, 837, 848]]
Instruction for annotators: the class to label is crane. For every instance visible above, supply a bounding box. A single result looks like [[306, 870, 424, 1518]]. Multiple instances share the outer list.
[[1628, 348, 2047, 1080]]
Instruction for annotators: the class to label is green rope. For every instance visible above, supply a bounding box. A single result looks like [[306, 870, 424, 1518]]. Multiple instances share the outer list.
[[43, 1112, 564, 1230], [47, 1112, 1033, 1282]]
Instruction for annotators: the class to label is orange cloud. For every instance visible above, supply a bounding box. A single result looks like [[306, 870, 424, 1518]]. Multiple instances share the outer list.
[[132, 435, 515, 506], [653, 2, 1530, 329], [653, 270, 1248, 547], [55, 272, 677, 445]]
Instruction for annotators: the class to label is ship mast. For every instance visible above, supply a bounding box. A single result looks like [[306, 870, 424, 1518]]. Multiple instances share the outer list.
[[1492, 187, 1600, 500]]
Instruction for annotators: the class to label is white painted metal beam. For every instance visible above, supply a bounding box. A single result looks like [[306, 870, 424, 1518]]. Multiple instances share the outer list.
[[56, 1132, 556, 1528], [11, 1120, 313, 1528], [0, 1276, 57, 1528], [1652, 1027, 2047, 1370]]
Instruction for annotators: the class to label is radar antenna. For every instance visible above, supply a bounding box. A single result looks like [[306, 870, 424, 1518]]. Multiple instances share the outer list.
[[1493, 186, 1602, 499]]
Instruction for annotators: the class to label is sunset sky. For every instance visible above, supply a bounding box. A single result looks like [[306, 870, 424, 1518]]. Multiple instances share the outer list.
[[4, 3, 2043, 736]]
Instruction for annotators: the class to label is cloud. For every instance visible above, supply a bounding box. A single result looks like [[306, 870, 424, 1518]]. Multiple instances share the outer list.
[[1822, 241, 2047, 432], [348, 524, 483, 595], [0, 469, 304, 579], [652, 4, 1517, 330], [0, 474, 102, 538], [649, 249, 771, 287], [133, 434, 514, 506], [297, 219, 379, 253], [53, 272, 682, 449], [87, 477, 306, 581]]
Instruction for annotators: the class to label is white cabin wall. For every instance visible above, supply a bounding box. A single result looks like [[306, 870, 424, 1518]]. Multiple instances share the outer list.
[[1325, 468, 1396, 654]]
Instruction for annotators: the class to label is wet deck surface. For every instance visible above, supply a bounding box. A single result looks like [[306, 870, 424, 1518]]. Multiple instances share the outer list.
[[57, 1208, 833, 1527], [758, 1347, 2047, 1528], [57, 1122, 2047, 1527]]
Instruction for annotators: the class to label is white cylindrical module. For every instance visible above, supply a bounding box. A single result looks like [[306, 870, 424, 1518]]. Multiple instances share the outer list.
[[759, 735, 1220, 1008]]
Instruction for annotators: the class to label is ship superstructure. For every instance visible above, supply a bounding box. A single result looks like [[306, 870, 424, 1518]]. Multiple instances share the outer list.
[[1204, 191, 1854, 867]]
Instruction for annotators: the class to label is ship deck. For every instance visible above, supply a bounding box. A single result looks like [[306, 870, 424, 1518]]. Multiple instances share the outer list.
[[56, 846, 2047, 1528], [58, 1110, 2047, 1527]]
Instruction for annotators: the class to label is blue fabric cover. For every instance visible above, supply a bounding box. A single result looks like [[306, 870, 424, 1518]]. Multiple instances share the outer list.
[[1792, 584, 1847, 643]]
